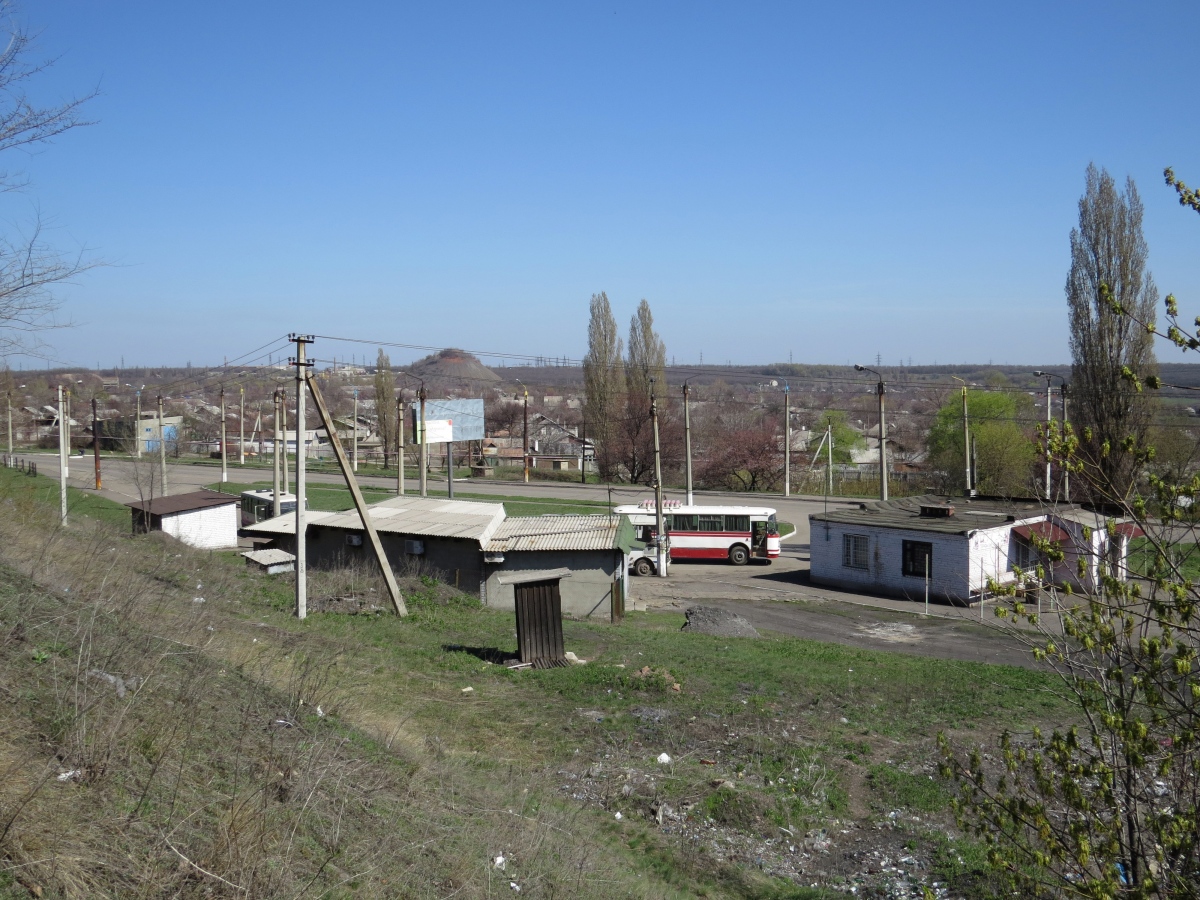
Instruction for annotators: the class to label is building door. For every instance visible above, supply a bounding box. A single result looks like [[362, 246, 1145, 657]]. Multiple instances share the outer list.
[[514, 578, 566, 667]]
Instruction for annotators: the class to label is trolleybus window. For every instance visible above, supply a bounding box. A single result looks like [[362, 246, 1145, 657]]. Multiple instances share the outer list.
[[726, 515, 750, 532]]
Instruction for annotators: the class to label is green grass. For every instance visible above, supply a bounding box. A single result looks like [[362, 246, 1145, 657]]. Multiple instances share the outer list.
[[0, 464, 130, 527], [1128, 536, 1200, 581], [867, 763, 950, 812]]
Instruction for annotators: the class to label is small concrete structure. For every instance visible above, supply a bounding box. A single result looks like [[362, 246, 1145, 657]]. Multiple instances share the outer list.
[[126, 489, 239, 550], [809, 495, 1138, 604], [482, 515, 635, 618], [242, 548, 296, 574]]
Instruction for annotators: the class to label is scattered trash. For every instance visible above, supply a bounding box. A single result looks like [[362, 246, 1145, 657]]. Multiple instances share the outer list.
[[840, 717, 849, 724], [493, 854, 506, 870], [461, 686, 475, 694], [88, 670, 143, 699], [700, 758, 716, 765], [656, 752, 672, 765], [509, 882, 521, 892], [614, 811, 622, 820], [564, 651, 586, 665], [192, 597, 205, 604], [712, 779, 737, 791], [271, 719, 295, 728], [316, 705, 325, 718], [56, 770, 81, 783]]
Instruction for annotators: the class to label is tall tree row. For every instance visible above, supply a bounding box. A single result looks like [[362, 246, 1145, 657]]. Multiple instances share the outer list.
[[1066, 164, 1158, 498]]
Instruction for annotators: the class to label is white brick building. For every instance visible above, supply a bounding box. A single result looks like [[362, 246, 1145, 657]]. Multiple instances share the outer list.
[[126, 489, 240, 550], [809, 496, 1138, 604]]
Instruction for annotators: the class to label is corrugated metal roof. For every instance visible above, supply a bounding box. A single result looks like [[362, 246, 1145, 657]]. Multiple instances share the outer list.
[[485, 515, 625, 552], [242, 495, 506, 541]]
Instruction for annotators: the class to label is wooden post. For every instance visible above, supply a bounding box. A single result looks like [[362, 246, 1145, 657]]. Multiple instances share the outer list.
[[306, 372, 408, 616]]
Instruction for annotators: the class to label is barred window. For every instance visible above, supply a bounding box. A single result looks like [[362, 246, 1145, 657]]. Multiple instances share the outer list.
[[902, 541, 933, 578], [843, 534, 869, 569]]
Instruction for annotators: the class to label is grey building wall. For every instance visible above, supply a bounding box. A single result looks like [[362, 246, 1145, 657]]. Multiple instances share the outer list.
[[483, 549, 623, 618], [272, 527, 483, 591]]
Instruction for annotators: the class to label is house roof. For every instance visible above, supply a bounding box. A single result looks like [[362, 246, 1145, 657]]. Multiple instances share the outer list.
[[809, 495, 1049, 536], [243, 495, 506, 542], [485, 515, 637, 553], [125, 489, 239, 516], [1013, 521, 1070, 543]]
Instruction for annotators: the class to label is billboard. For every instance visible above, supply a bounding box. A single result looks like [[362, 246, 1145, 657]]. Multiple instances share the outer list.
[[410, 399, 484, 443]]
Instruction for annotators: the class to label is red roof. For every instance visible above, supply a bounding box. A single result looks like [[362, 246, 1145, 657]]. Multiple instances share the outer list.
[[1013, 521, 1070, 543], [1114, 522, 1145, 539]]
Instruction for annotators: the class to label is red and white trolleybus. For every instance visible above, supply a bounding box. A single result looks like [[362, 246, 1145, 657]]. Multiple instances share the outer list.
[[615, 500, 780, 575]]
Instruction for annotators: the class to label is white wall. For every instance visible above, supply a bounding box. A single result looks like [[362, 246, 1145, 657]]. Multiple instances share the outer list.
[[163, 504, 239, 550]]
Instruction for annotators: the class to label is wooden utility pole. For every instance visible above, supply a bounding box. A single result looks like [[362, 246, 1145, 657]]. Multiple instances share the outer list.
[[396, 393, 405, 495], [220, 386, 228, 483], [419, 386, 428, 497], [92, 397, 101, 490], [239, 385, 245, 466], [292, 335, 313, 619], [306, 373, 407, 616], [157, 394, 168, 496]]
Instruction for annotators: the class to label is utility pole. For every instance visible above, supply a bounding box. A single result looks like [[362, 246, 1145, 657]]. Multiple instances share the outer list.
[[953, 377, 972, 497], [826, 422, 833, 495], [135, 390, 142, 458], [352, 387, 359, 472], [783, 383, 791, 498], [522, 383, 530, 484], [396, 393, 405, 495], [57, 385, 67, 524], [239, 385, 245, 466], [1044, 374, 1052, 500], [292, 334, 314, 619], [447, 437, 455, 499], [281, 398, 289, 495], [92, 397, 101, 490], [6, 392, 11, 456], [1034, 371, 1068, 502], [418, 385, 427, 497], [855, 365, 887, 501], [650, 379, 668, 578], [219, 386, 228, 483], [272, 390, 281, 517], [157, 394, 168, 496], [63, 390, 70, 478], [683, 382, 694, 505]]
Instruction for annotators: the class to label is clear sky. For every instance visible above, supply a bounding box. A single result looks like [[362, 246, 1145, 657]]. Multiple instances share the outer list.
[[10, 0, 1200, 370]]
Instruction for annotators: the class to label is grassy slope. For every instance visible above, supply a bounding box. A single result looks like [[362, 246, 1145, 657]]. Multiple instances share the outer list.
[[0, 464, 130, 528], [0, 468, 1068, 897]]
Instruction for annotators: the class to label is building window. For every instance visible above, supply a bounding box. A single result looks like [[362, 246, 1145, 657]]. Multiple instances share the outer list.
[[843, 534, 869, 569], [1011, 537, 1034, 572], [902, 541, 932, 578]]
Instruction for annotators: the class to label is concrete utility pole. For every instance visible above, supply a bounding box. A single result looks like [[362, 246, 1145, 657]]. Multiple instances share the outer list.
[[57, 385, 67, 524], [1061, 385, 1070, 502], [135, 390, 142, 458], [239, 385, 245, 466], [783, 383, 791, 498], [650, 379, 668, 578], [292, 334, 314, 619], [397, 393, 405, 495], [522, 383, 530, 483], [826, 422, 834, 494], [6, 392, 11, 456], [63, 390, 70, 478], [281, 399, 289, 495], [92, 397, 101, 490], [272, 390, 282, 518], [1034, 371, 1067, 502], [683, 381, 694, 505], [952, 376, 972, 497], [418, 385, 428, 497], [157, 394, 168, 496], [220, 386, 228, 484], [352, 387, 359, 472], [855, 365, 887, 501]]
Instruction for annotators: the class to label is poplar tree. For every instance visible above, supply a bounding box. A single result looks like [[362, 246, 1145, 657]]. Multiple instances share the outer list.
[[582, 292, 622, 479], [1066, 164, 1158, 499], [373, 349, 394, 468], [620, 299, 667, 483]]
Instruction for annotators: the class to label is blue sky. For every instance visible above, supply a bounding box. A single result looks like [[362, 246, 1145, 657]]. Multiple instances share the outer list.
[[10, 1, 1200, 370]]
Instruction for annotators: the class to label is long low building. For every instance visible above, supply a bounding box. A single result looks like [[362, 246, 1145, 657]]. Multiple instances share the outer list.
[[809, 495, 1140, 604], [243, 497, 639, 617]]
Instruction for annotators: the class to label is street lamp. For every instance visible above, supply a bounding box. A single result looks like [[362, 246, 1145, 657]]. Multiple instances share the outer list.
[[854, 364, 888, 501], [951, 376, 974, 497], [1033, 371, 1068, 502]]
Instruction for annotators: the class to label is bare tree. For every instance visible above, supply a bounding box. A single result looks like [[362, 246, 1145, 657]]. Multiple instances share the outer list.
[[373, 349, 394, 468], [616, 299, 666, 484], [1067, 164, 1158, 498], [582, 291, 622, 479], [0, 4, 97, 358]]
